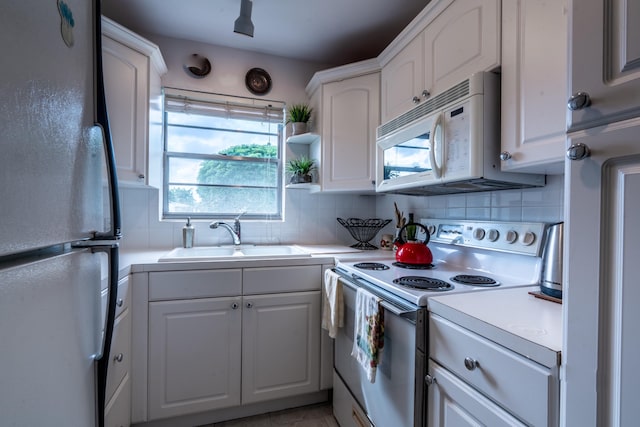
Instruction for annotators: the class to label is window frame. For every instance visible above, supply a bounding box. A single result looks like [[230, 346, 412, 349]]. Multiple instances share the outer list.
[[161, 88, 285, 221]]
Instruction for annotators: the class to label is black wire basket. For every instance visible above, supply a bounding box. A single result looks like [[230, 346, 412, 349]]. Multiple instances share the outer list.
[[337, 218, 392, 250]]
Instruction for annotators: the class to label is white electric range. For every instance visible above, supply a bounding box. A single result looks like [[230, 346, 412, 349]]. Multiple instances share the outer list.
[[331, 218, 550, 427], [335, 218, 547, 307]]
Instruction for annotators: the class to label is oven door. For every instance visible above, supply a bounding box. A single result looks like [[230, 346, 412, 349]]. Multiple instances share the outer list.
[[334, 276, 425, 427]]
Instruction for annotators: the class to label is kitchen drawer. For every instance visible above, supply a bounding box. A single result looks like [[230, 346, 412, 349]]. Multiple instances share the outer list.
[[243, 265, 321, 294], [429, 314, 554, 427], [105, 374, 131, 427], [332, 371, 373, 427], [149, 269, 242, 300], [106, 309, 131, 403], [102, 276, 130, 326]]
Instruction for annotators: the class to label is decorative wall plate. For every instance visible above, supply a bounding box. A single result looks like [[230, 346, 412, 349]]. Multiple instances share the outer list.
[[245, 68, 272, 95]]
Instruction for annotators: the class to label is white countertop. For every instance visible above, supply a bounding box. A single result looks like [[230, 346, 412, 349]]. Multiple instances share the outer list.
[[428, 286, 562, 368], [116, 245, 393, 278]]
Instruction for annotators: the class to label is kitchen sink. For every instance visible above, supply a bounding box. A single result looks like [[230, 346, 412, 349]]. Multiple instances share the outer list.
[[158, 245, 311, 262]]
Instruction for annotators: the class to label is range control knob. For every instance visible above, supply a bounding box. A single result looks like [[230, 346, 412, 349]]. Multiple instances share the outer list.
[[505, 230, 518, 244], [427, 225, 436, 236], [473, 228, 486, 240], [521, 231, 536, 246], [487, 229, 500, 242]]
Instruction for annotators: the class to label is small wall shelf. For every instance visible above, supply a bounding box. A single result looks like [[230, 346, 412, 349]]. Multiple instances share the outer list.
[[286, 133, 320, 145], [285, 183, 321, 192]]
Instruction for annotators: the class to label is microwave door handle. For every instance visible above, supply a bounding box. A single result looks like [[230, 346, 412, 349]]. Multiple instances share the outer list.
[[429, 112, 443, 178]]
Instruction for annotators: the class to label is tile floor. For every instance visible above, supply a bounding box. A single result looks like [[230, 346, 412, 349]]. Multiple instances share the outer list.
[[202, 402, 339, 427]]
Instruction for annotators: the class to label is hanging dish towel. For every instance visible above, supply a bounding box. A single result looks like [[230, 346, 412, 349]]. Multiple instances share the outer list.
[[351, 287, 384, 383], [322, 268, 344, 338]]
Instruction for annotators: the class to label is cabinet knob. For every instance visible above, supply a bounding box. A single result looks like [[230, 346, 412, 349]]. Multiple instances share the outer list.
[[114, 353, 124, 363], [567, 92, 592, 111], [464, 357, 479, 371], [116, 298, 123, 307], [421, 90, 430, 99], [425, 374, 436, 386], [137, 173, 145, 180], [246, 302, 253, 309], [412, 96, 421, 104], [500, 151, 512, 161], [566, 143, 591, 161], [231, 303, 239, 309]]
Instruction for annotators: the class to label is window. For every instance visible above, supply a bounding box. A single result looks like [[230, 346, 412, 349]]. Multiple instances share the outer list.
[[163, 89, 285, 220]]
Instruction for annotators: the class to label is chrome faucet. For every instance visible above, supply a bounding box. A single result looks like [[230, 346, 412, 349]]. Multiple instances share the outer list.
[[209, 211, 245, 245]]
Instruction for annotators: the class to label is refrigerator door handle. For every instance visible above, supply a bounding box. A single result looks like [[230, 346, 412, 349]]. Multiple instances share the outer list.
[[94, 9, 122, 241], [72, 240, 118, 427]]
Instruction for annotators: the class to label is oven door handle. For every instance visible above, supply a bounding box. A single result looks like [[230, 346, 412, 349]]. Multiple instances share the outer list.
[[333, 269, 418, 321]]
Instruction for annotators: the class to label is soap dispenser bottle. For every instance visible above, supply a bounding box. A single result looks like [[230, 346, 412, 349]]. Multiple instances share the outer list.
[[182, 217, 194, 248]]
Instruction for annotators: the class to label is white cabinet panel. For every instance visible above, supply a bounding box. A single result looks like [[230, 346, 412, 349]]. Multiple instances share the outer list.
[[427, 361, 526, 427], [243, 265, 320, 294], [242, 291, 321, 404], [563, 119, 640, 426], [500, 0, 568, 173], [380, 0, 500, 122], [381, 36, 424, 122], [569, 0, 640, 131], [102, 36, 149, 184], [149, 269, 242, 300], [315, 73, 380, 192], [430, 314, 556, 427], [148, 297, 242, 419], [101, 17, 166, 185]]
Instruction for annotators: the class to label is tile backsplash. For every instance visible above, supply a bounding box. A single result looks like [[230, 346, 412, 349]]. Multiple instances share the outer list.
[[118, 175, 564, 251]]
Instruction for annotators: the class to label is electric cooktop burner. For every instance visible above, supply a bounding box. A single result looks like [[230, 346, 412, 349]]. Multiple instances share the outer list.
[[450, 274, 499, 287], [392, 262, 435, 270], [353, 262, 390, 271], [392, 276, 453, 291]]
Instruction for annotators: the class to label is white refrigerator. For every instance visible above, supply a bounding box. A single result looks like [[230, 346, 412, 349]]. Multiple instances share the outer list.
[[0, 1, 121, 426]]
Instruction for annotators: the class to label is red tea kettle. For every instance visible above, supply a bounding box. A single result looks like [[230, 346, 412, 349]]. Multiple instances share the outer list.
[[394, 223, 433, 265]]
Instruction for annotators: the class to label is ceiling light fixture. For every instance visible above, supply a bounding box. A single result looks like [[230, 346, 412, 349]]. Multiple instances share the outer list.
[[234, 0, 254, 37]]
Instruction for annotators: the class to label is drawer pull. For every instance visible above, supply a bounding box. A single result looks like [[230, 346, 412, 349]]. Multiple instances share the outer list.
[[114, 353, 124, 363], [464, 357, 479, 371]]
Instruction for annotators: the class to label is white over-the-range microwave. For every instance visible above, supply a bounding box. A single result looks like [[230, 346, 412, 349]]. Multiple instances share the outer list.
[[375, 72, 545, 195]]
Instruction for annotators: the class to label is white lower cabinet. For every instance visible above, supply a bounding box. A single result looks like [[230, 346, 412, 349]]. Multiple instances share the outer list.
[[428, 361, 526, 427], [148, 296, 242, 420], [242, 291, 321, 404], [428, 314, 559, 427], [103, 275, 132, 427], [144, 265, 323, 422]]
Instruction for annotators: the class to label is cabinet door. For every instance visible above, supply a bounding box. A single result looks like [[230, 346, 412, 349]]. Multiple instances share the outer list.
[[427, 361, 526, 427], [242, 291, 321, 404], [569, 0, 640, 131], [381, 36, 425, 122], [563, 120, 640, 426], [500, 0, 568, 173], [423, 0, 500, 97], [320, 73, 379, 192], [148, 297, 242, 420], [102, 36, 149, 183]]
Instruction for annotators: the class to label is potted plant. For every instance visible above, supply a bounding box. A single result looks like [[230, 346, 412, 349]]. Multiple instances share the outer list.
[[287, 104, 313, 135], [286, 156, 316, 184]]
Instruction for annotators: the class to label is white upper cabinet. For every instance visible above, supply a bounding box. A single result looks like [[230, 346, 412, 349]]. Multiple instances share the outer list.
[[101, 17, 167, 185], [500, 0, 568, 174], [563, 1, 640, 426], [307, 61, 380, 193], [568, 0, 640, 132], [380, 0, 501, 123]]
